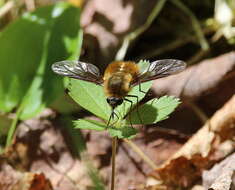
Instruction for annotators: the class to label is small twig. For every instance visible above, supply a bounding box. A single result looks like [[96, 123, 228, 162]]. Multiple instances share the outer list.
[[115, 0, 167, 61], [171, 0, 209, 51], [137, 27, 214, 61], [24, 0, 35, 11], [0, 1, 15, 18], [111, 137, 117, 190], [6, 107, 23, 147], [124, 139, 158, 170], [185, 100, 208, 124], [140, 126, 190, 140], [138, 37, 191, 60], [186, 49, 209, 65]]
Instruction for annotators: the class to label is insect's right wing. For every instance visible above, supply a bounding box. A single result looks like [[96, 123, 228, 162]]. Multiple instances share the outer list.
[[51, 60, 103, 85], [132, 59, 186, 86]]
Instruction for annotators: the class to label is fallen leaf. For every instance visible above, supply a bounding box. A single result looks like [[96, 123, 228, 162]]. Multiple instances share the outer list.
[[152, 51, 235, 99], [0, 162, 53, 190], [81, 0, 158, 66], [147, 95, 235, 189], [1, 110, 93, 190], [202, 153, 235, 190]]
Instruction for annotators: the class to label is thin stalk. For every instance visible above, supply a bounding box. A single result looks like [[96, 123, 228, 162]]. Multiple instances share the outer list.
[[0, 1, 14, 18], [111, 137, 117, 190], [171, 0, 209, 51], [6, 107, 22, 147], [115, 0, 167, 61], [24, 0, 35, 11], [6, 30, 51, 147], [124, 139, 157, 170], [186, 48, 209, 65], [137, 27, 214, 61], [185, 100, 208, 124]]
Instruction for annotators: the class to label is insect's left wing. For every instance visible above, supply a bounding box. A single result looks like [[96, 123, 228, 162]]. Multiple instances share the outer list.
[[52, 60, 103, 85], [132, 59, 186, 86]]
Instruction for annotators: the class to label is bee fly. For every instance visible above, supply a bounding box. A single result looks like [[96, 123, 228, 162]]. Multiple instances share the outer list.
[[52, 59, 186, 126]]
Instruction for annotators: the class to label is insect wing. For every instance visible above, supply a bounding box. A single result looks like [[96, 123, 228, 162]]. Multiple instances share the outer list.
[[133, 59, 186, 85], [51, 60, 103, 85]]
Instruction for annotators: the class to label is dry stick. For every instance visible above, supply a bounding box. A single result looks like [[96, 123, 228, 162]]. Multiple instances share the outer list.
[[186, 49, 210, 65], [111, 137, 117, 190], [115, 0, 167, 61], [171, 0, 209, 51], [139, 37, 191, 60], [185, 100, 208, 124], [24, 0, 35, 11], [124, 139, 158, 170], [0, 1, 14, 18], [153, 95, 235, 188], [137, 27, 214, 61]]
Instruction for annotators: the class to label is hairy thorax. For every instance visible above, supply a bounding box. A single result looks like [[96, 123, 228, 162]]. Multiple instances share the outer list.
[[103, 61, 139, 98], [104, 72, 132, 97]]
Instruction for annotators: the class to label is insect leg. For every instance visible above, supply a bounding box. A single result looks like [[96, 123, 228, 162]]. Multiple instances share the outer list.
[[138, 83, 146, 94], [126, 95, 144, 126], [107, 110, 119, 128], [124, 98, 133, 127], [107, 112, 113, 128]]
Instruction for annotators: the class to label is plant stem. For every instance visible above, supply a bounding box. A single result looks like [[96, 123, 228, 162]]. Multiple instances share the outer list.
[[186, 49, 209, 65], [171, 0, 209, 50], [185, 100, 208, 124], [0, 1, 14, 18], [137, 27, 214, 61], [24, 0, 35, 11], [115, 0, 167, 61], [6, 107, 22, 147], [124, 139, 158, 170], [111, 137, 117, 190]]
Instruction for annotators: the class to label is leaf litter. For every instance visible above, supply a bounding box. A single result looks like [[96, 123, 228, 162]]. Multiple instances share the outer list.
[[1, 51, 235, 190], [1, 1, 235, 189], [145, 94, 235, 189]]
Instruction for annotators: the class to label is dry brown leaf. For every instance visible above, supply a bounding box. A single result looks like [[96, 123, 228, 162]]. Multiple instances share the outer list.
[[203, 153, 235, 190], [81, 0, 157, 66], [1, 110, 93, 190], [152, 51, 235, 99], [15, 173, 53, 190], [0, 162, 53, 190], [146, 95, 235, 189], [2, 111, 182, 190]]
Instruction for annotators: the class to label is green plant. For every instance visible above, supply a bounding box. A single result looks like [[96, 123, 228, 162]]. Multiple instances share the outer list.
[[0, 2, 82, 147], [70, 60, 181, 139], [59, 59, 181, 190]]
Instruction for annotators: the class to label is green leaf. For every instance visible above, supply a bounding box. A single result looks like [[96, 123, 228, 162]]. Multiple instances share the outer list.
[[137, 59, 151, 73], [69, 80, 111, 120], [0, 2, 82, 119], [74, 119, 107, 131], [108, 126, 138, 139], [74, 117, 138, 139], [129, 95, 181, 124], [68, 60, 153, 121]]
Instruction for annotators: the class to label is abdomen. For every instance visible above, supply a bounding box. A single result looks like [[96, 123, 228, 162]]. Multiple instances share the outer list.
[[103, 61, 139, 98]]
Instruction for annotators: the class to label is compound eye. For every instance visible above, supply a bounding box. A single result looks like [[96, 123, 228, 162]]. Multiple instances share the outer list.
[[117, 99, 123, 105], [106, 98, 110, 104]]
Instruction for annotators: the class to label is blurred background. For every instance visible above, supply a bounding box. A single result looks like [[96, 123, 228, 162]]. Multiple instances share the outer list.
[[0, 0, 234, 190]]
